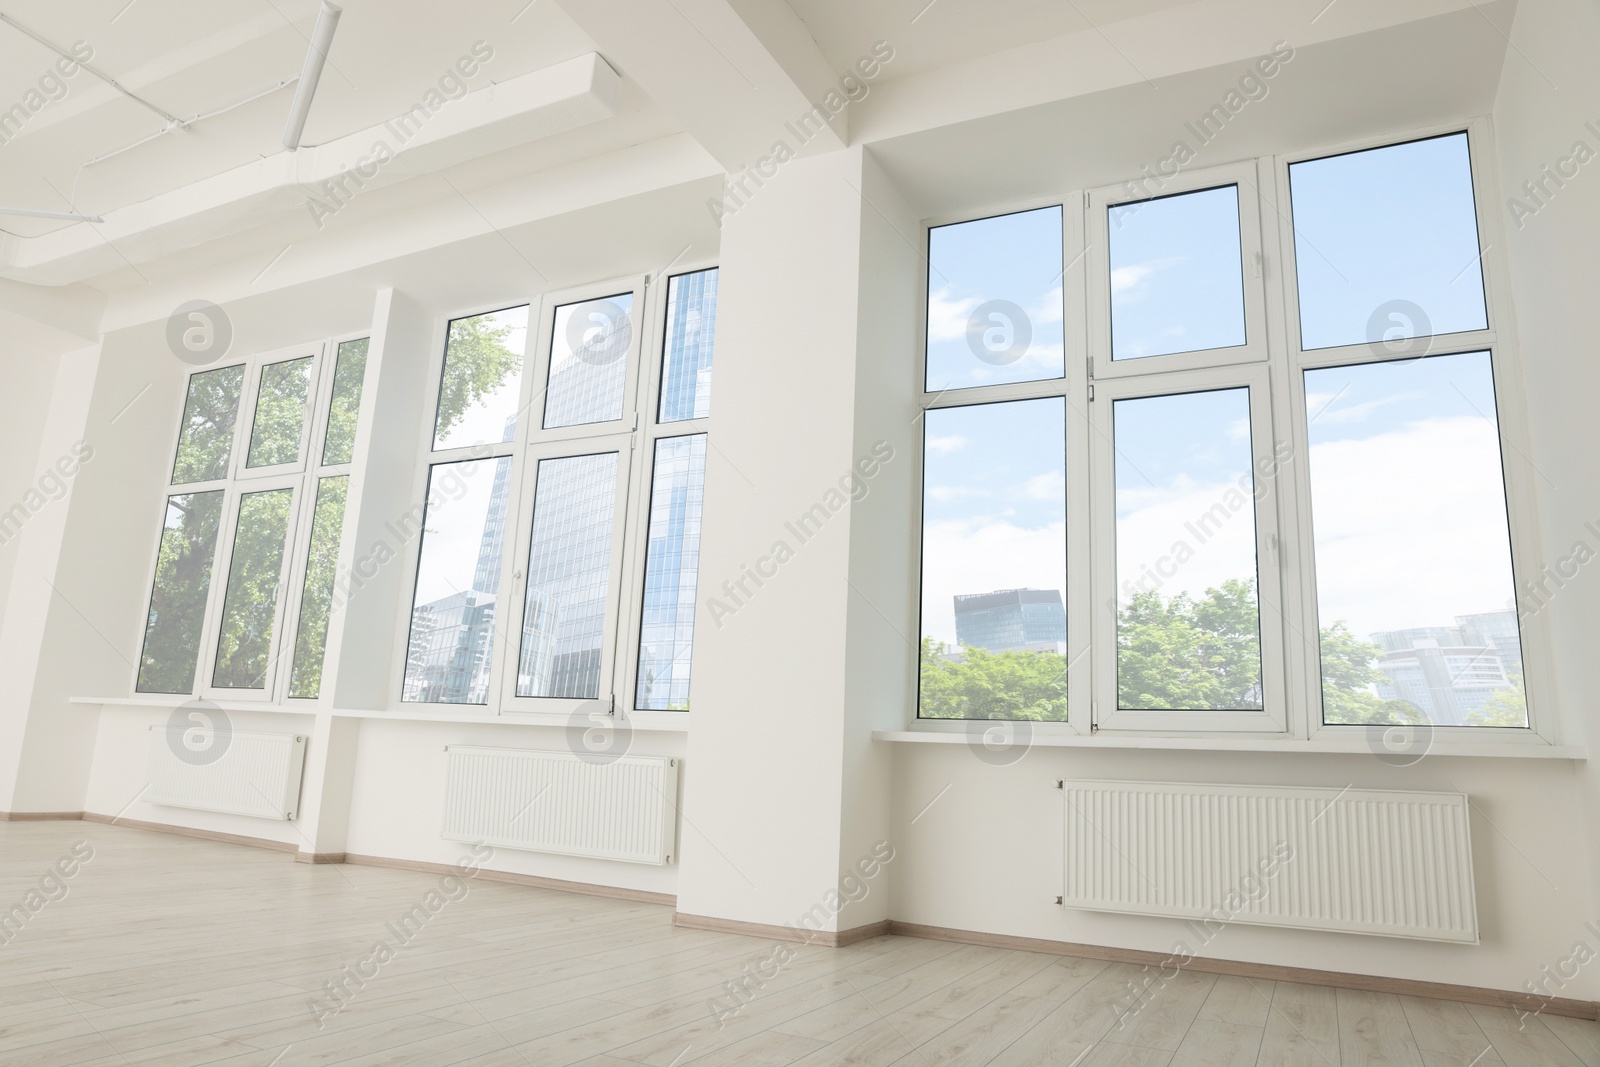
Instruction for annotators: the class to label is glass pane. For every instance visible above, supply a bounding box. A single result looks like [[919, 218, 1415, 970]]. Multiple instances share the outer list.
[[288, 476, 349, 699], [636, 435, 706, 710], [919, 398, 1067, 720], [926, 207, 1065, 393], [517, 452, 620, 698], [544, 294, 633, 428], [1306, 352, 1524, 727], [1114, 388, 1263, 710], [1109, 185, 1246, 360], [212, 489, 294, 689], [433, 307, 529, 451], [402, 457, 511, 704], [171, 365, 244, 485], [136, 491, 225, 693], [321, 339, 369, 465], [659, 269, 718, 423], [246, 357, 314, 468], [1290, 132, 1488, 350]]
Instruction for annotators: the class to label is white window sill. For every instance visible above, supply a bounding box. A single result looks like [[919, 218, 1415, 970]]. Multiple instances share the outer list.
[[71, 695, 316, 716], [70, 697, 688, 733], [873, 729, 1586, 760]]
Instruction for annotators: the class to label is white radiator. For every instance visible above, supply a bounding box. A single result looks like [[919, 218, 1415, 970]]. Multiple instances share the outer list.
[[145, 727, 307, 820], [441, 746, 679, 865], [1062, 780, 1477, 943]]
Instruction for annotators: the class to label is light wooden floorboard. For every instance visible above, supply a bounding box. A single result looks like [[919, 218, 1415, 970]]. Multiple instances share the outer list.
[[0, 821, 1585, 1067]]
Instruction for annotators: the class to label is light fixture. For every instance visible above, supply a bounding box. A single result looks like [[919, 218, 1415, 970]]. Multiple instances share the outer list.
[[281, 0, 343, 151], [0, 207, 103, 223]]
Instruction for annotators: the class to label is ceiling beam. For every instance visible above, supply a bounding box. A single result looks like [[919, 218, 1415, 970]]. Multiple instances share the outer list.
[[554, 0, 848, 172]]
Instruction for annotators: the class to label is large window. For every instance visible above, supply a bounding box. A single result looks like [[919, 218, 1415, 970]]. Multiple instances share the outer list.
[[402, 267, 718, 714], [137, 337, 368, 699], [917, 125, 1538, 740]]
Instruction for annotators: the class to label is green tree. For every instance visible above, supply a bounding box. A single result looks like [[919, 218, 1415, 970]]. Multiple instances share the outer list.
[[1117, 579, 1263, 709], [137, 492, 225, 693], [919, 638, 1068, 721], [435, 315, 522, 443], [1316, 621, 1424, 725], [1468, 673, 1527, 727], [288, 476, 349, 698], [245, 356, 313, 467], [172, 365, 244, 484], [212, 489, 293, 689]]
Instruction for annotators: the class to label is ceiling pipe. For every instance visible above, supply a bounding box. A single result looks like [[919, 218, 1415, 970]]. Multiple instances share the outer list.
[[281, 0, 343, 150], [0, 11, 184, 127], [0, 207, 104, 222]]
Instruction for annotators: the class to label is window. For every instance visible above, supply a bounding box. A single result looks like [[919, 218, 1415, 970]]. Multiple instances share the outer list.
[[917, 123, 1534, 740], [402, 266, 719, 714], [137, 336, 369, 699]]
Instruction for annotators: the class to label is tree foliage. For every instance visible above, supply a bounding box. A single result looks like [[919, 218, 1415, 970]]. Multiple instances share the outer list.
[[1468, 673, 1526, 727], [436, 316, 521, 444], [137, 492, 224, 693], [171, 365, 244, 484], [917, 580, 1452, 726]]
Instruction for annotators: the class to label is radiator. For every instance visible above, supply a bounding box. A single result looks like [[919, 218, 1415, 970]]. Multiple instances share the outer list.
[[1062, 780, 1477, 943], [145, 727, 307, 820], [441, 746, 679, 865]]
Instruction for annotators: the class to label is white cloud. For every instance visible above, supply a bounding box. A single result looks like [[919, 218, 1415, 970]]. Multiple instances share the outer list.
[[1115, 476, 1259, 608], [1225, 417, 1251, 441], [1034, 286, 1064, 325], [927, 485, 988, 502], [927, 287, 978, 342], [926, 434, 968, 455], [1305, 391, 1425, 427], [1110, 256, 1183, 301], [1307, 415, 1516, 638], [1023, 470, 1067, 501]]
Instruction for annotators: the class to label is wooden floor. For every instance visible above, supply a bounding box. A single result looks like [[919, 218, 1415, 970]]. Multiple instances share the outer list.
[[0, 822, 1595, 1067]]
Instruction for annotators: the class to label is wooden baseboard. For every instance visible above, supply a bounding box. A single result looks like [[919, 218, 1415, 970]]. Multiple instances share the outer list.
[[80, 812, 298, 854], [673, 912, 891, 947], [342, 853, 675, 906], [885, 921, 1599, 1022], [0, 811, 86, 821], [295, 851, 347, 864]]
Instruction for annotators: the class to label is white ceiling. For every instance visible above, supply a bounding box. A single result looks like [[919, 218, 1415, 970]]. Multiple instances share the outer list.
[[0, 0, 610, 235], [785, 0, 1211, 81]]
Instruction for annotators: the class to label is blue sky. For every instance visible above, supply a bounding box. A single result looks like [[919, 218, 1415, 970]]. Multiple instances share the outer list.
[[1291, 132, 1488, 350], [1109, 185, 1246, 360], [920, 131, 1515, 648]]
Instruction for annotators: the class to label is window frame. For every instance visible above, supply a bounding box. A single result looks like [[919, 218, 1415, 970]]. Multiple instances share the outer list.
[[1272, 117, 1555, 748], [135, 333, 370, 703], [1090, 364, 1289, 734], [908, 116, 1561, 750], [1088, 159, 1272, 380], [394, 264, 719, 723]]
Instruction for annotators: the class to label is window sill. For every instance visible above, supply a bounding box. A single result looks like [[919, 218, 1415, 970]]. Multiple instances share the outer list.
[[71, 695, 317, 716], [70, 698, 690, 733], [330, 707, 690, 732], [873, 729, 1585, 760]]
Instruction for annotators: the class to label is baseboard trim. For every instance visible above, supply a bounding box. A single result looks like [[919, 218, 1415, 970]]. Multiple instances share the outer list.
[[0, 811, 86, 821], [885, 921, 1599, 1022], [80, 812, 298, 853], [673, 912, 891, 947], [295, 851, 347, 864], [342, 853, 676, 906]]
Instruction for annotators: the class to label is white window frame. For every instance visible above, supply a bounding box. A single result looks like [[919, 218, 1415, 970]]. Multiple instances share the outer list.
[[136, 334, 369, 703], [1088, 159, 1272, 380], [396, 264, 719, 723], [910, 115, 1562, 750]]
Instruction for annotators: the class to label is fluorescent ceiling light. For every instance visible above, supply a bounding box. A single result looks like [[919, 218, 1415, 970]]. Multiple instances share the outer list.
[[282, 0, 343, 151]]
